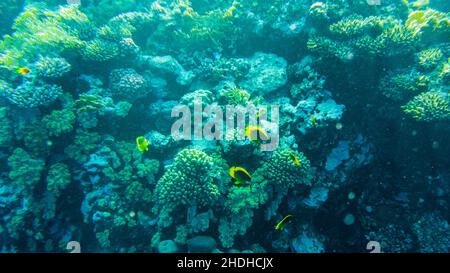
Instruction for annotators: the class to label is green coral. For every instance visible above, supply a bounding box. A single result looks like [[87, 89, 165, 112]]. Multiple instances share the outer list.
[[438, 58, 450, 83], [405, 9, 450, 38], [42, 108, 76, 137], [154, 148, 224, 211], [402, 91, 450, 122], [219, 87, 251, 106], [124, 181, 153, 204], [257, 148, 312, 193], [225, 186, 268, 214], [307, 36, 353, 60], [96, 10, 154, 41], [47, 163, 71, 196], [64, 129, 101, 163], [417, 48, 443, 69], [81, 39, 120, 62], [8, 148, 45, 187], [150, 2, 239, 51], [34, 56, 71, 78], [136, 159, 160, 184], [22, 121, 50, 157], [218, 208, 254, 249], [0, 4, 89, 70], [380, 70, 429, 101], [329, 16, 384, 36]]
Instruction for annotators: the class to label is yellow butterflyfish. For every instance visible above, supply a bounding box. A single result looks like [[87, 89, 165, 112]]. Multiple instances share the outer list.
[[275, 214, 293, 231], [136, 136, 149, 153], [289, 152, 300, 166], [245, 125, 270, 144], [17, 67, 30, 75], [229, 166, 252, 185]]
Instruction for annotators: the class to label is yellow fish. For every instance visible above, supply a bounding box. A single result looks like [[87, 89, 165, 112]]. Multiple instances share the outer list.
[[289, 152, 300, 166], [229, 166, 252, 185], [224, 1, 237, 18], [310, 115, 317, 127], [275, 214, 293, 231], [245, 125, 270, 144], [136, 136, 149, 153], [17, 67, 30, 75]]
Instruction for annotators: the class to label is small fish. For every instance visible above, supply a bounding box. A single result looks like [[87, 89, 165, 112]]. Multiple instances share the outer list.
[[17, 67, 30, 75], [223, 2, 237, 18], [275, 214, 293, 231], [310, 115, 317, 127], [229, 166, 252, 185], [136, 136, 149, 153], [289, 152, 300, 166], [245, 125, 270, 144]]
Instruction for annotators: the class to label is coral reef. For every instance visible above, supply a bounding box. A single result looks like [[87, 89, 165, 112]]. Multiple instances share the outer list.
[[0, 0, 448, 253], [1, 80, 62, 108], [109, 68, 148, 101], [154, 148, 224, 212], [402, 91, 450, 122]]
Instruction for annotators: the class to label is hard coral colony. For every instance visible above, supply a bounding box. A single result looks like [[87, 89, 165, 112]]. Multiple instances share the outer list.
[[0, 0, 449, 254]]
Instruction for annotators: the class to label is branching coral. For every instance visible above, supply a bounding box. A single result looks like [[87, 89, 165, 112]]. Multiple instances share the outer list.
[[42, 108, 76, 137], [154, 148, 225, 212], [0, 4, 89, 70], [329, 15, 384, 37], [405, 9, 450, 38], [402, 91, 450, 122], [65, 129, 102, 163], [257, 148, 312, 193], [219, 87, 251, 106], [150, 1, 239, 52], [218, 208, 254, 249], [380, 70, 429, 101], [8, 148, 45, 188], [109, 68, 148, 101], [47, 163, 71, 197], [34, 56, 71, 78], [1, 80, 62, 108], [417, 48, 443, 69], [81, 39, 120, 62]]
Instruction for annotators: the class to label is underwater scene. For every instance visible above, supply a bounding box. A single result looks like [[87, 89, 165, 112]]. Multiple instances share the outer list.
[[0, 0, 449, 253]]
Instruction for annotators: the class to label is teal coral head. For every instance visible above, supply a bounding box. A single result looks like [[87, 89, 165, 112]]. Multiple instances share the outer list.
[[2, 79, 62, 108], [82, 39, 120, 62], [42, 108, 76, 137], [8, 148, 45, 188], [34, 56, 72, 78], [261, 147, 312, 192], [109, 68, 148, 101], [402, 91, 450, 122], [154, 148, 224, 210]]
